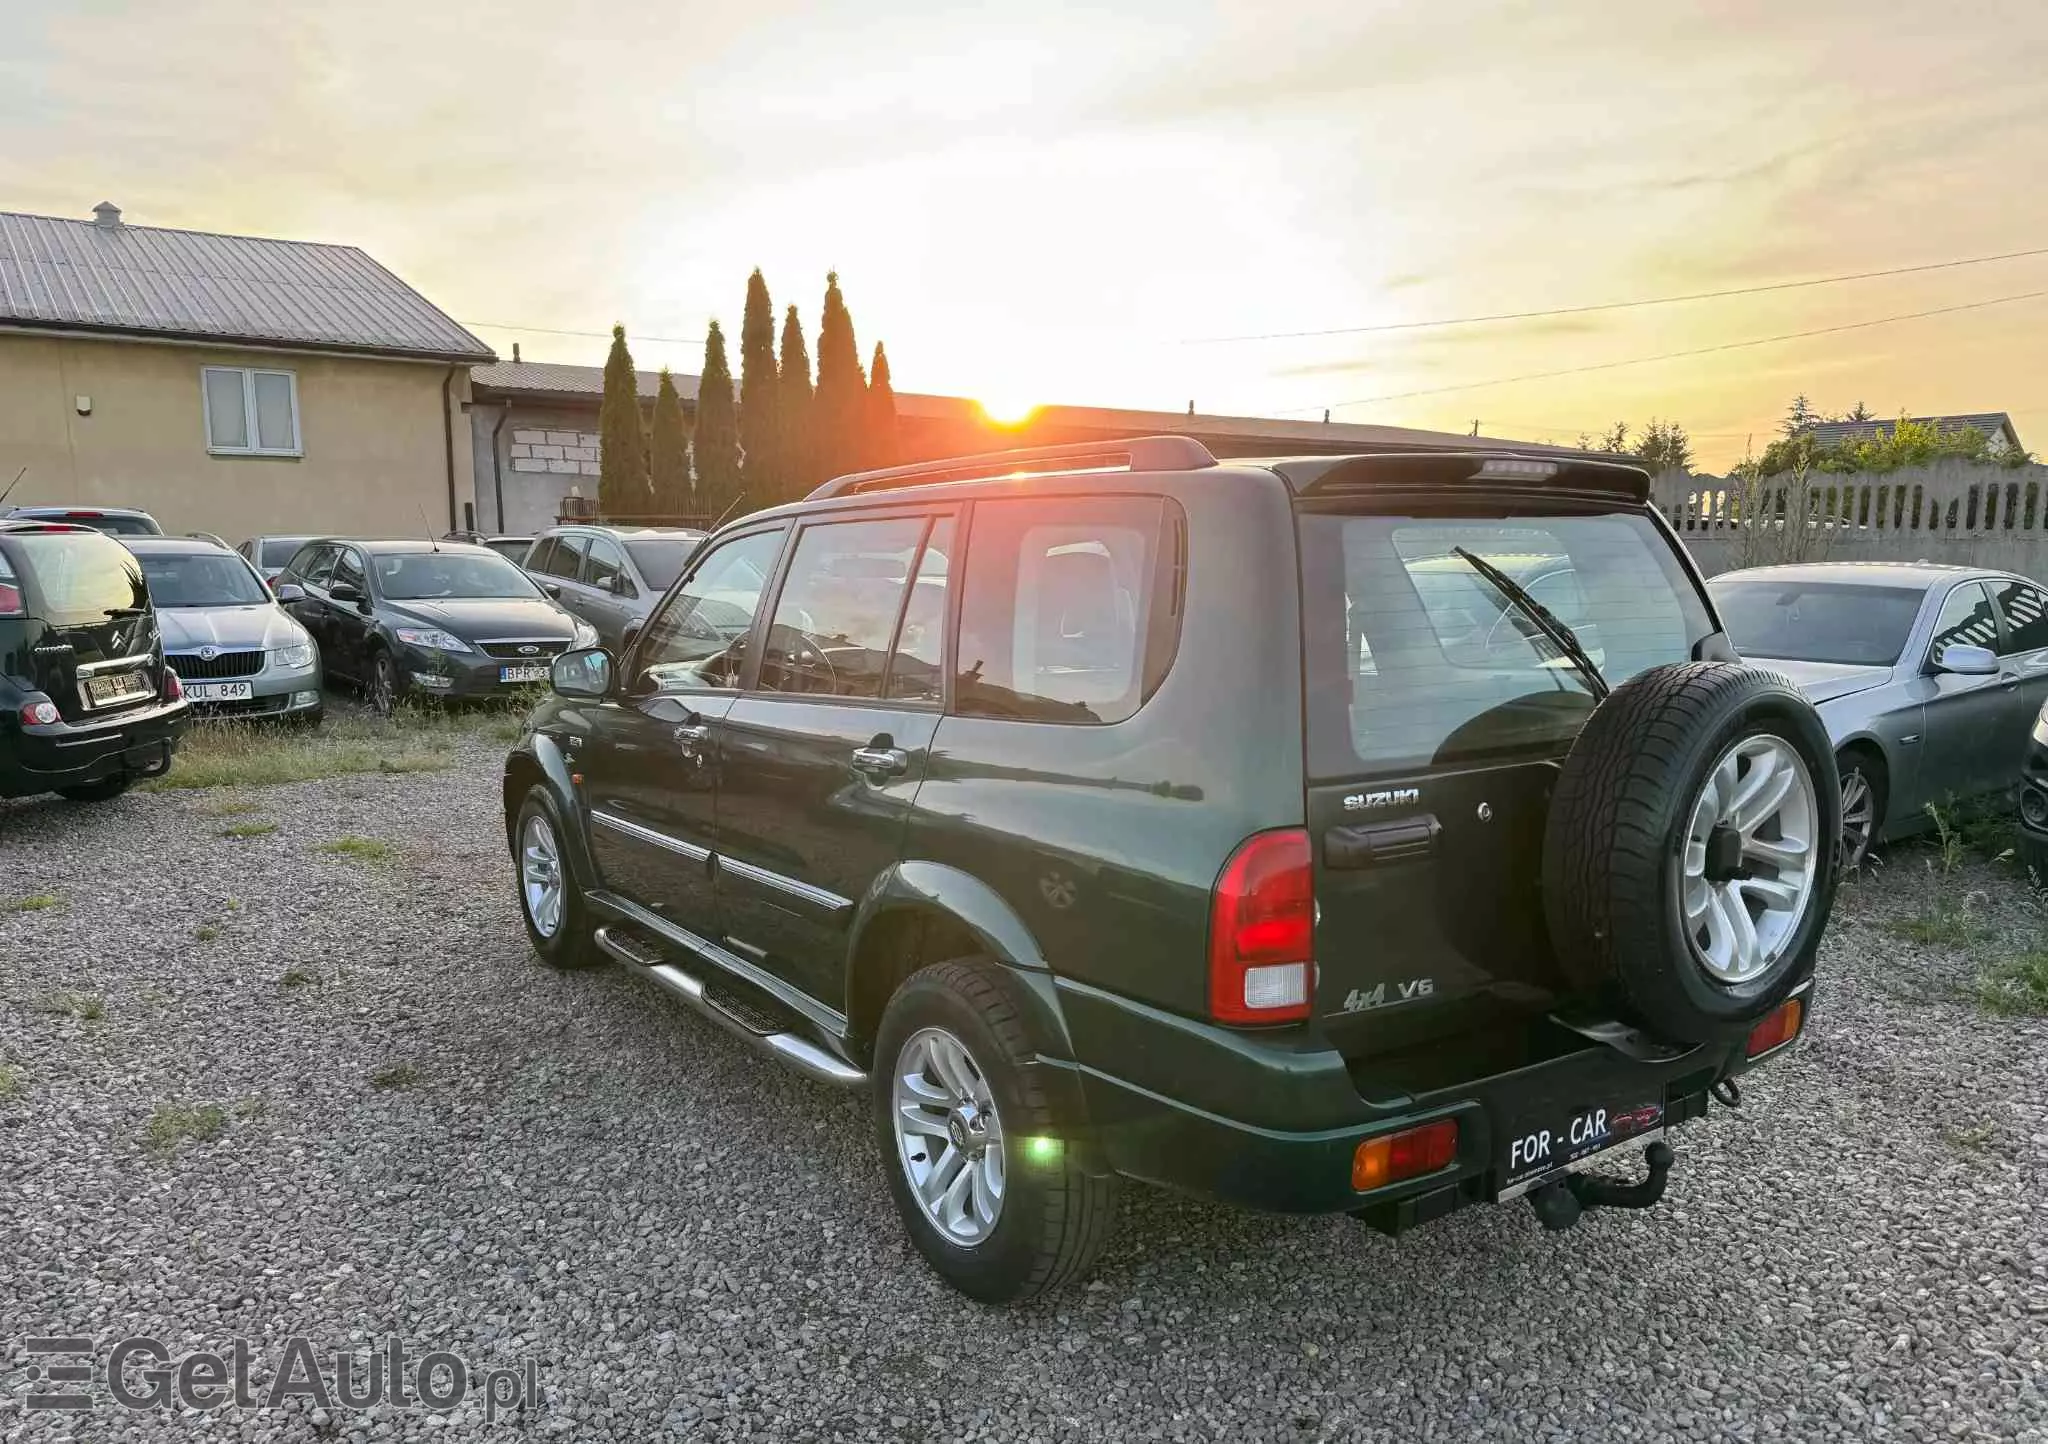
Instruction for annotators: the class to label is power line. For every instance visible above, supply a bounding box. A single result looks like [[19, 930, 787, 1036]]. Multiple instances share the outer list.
[[463, 320, 708, 345], [1300, 288, 2048, 416], [1189, 245, 2048, 344]]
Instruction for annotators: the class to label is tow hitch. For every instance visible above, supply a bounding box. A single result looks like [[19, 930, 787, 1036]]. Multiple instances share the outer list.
[[1527, 1141, 1674, 1231]]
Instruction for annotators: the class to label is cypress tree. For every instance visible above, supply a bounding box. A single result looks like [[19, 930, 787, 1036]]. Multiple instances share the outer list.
[[647, 368, 691, 518], [812, 271, 867, 485], [694, 320, 741, 523], [866, 341, 899, 469], [737, 269, 780, 504], [597, 324, 649, 519], [778, 304, 813, 501]]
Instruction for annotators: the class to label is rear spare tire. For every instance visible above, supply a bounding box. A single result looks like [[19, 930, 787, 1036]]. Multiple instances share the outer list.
[[1543, 662, 1839, 1044]]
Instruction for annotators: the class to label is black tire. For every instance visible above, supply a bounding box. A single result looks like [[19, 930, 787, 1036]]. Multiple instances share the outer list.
[[1543, 662, 1840, 1044], [1835, 748, 1887, 873], [512, 786, 600, 969], [367, 649, 400, 716], [56, 775, 131, 803], [873, 958, 1117, 1304]]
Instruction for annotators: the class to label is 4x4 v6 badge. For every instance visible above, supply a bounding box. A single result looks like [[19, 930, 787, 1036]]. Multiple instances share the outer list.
[[1336, 978, 1435, 1013], [1343, 787, 1419, 812]]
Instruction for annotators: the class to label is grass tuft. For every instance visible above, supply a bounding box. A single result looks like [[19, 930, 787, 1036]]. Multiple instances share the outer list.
[[319, 836, 394, 864], [193, 924, 220, 942], [370, 1061, 419, 1091], [278, 966, 318, 989], [145, 1101, 227, 1156], [3, 893, 62, 914], [38, 990, 104, 1021], [1976, 952, 2048, 1017], [0, 1064, 21, 1102], [1888, 897, 1987, 949], [220, 820, 278, 839]]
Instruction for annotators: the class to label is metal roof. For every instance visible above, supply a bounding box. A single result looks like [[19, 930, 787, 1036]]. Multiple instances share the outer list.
[[1802, 413, 2022, 451], [0, 207, 494, 362], [469, 359, 672, 400]]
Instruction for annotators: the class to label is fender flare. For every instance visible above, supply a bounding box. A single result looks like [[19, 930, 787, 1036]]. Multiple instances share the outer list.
[[504, 734, 600, 890]]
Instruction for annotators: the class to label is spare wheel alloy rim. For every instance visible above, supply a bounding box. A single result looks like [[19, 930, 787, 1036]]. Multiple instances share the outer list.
[[1676, 733, 1819, 984], [892, 1026, 1006, 1246]]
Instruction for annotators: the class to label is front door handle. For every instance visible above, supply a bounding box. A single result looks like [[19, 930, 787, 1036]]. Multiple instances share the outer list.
[[673, 723, 711, 745], [851, 745, 909, 777]]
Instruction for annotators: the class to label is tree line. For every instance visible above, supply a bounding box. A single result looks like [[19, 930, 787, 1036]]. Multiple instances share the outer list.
[[595, 269, 901, 522]]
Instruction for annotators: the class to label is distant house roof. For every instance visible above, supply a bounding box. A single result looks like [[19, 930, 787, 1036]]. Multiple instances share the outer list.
[[0, 204, 494, 363], [1803, 412, 2023, 452], [470, 358, 1583, 458]]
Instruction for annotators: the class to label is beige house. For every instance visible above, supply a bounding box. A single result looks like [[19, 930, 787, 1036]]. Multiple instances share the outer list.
[[0, 203, 494, 539]]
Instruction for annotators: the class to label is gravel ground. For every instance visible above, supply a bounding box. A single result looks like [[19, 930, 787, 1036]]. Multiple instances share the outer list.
[[3, 738, 2045, 1443]]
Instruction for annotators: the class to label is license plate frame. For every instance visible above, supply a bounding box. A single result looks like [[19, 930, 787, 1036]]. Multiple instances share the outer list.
[[499, 664, 548, 684], [82, 668, 154, 709], [186, 681, 255, 702], [1495, 1099, 1666, 1200]]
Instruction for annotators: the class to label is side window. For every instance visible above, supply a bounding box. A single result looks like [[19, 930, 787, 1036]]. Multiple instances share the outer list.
[[0, 551, 21, 616], [584, 537, 632, 596], [298, 544, 339, 588], [331, 548, 367, 595], [1989, 580, 2048, 655], [954, 496, 1175, 725], [542, 534, 587, 581], [885, 519, 954, 704], [633, 528, 786, 693], [524, 537, 557, 575], [757, 516, 928, 698], [1928, 582, 1998, 663]]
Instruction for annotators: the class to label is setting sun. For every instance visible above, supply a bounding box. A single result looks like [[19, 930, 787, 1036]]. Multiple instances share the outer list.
[[977, 397, 1040, 427]]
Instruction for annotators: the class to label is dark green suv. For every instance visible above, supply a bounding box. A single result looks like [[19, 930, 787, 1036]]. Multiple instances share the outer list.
[[502, 437, 1840, 1301]]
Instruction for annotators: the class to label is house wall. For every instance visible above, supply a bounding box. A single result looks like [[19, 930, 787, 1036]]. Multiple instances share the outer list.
[[469, 400, 605, 536], [0, 332, 475, 538]]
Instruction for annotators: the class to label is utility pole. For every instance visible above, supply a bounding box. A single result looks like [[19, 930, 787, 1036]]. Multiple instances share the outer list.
[[1471, 419, 1481, 437]]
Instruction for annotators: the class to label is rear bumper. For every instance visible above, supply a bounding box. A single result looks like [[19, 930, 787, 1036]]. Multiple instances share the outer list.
[[1052, 975, 1805, 1221], [0, 696, 190, 798]]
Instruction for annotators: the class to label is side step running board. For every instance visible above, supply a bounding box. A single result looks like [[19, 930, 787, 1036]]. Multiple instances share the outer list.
[[593, 926, 867, 1090]]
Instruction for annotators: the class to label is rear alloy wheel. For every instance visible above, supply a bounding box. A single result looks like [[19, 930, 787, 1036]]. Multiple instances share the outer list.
[[1835, 756, 1885, 872], [892, 1026, 1007, 1247]]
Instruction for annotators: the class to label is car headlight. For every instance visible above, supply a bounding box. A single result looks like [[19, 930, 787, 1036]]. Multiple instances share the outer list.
[[570, 619, 599, 650], [273, 641, 316, 670], [394, 627, 471, 653]]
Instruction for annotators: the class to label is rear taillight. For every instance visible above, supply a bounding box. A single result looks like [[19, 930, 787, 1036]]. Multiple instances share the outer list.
[[1352, 1118, 1460, 1191], [1745, 998, 1803, 1057], [21, 698, 61, 726], [163, 671, 184, 702], [1208, 828, 1315, 1024]]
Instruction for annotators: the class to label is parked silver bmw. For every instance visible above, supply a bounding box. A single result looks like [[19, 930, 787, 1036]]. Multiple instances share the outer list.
[[123, 537, 325, 723], [1709, 562, 2048, 866]]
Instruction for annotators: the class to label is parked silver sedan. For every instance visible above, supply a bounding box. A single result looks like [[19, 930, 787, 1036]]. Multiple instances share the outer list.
[[1709, 562, 2048, 866], [125, 538, 325, 723]]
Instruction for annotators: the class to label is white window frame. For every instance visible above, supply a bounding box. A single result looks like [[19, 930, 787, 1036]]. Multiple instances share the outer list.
[[201, 366, 302, 457]]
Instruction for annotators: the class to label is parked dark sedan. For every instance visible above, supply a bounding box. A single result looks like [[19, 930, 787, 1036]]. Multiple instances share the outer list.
[[523, 524, 705, 650], [278, 538, 595, 713]]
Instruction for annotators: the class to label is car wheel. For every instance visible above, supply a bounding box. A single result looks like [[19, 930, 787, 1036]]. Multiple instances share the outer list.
[[368, 649, 399, 717], [56, 775, 131, 803], [513, 786, 599, 969], [1836, 751, 1887, 873], [874, 957, 1117, 1304], [1544, 662, 1840, 1045]]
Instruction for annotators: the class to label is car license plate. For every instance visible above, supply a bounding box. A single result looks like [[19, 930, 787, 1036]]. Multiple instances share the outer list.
[[1496, 1099, 1666, 1199], [500, 665, 548, 684], [186, 681, 254, 702], [82, 669, 153, 709]]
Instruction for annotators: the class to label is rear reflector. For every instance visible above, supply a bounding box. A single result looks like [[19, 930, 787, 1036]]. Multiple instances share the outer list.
[[1745, 998, 1803, 1057], [163, 671, 184, 702], [21, 699, 61, 726], [1352, 1118, 1459, 1191], [1208, 829, 1315, 1024]]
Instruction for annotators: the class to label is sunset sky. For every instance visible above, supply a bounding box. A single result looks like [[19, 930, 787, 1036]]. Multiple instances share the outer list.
[[3, 0, 2042, 469]]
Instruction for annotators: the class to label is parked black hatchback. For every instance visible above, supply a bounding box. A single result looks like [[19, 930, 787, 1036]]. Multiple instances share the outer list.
[[502, 436, 1840, 1301], [1, 521, 188, 801]]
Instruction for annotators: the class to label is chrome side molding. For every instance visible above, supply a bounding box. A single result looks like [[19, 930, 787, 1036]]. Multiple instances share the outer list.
[[593, 926, 867, 1090]]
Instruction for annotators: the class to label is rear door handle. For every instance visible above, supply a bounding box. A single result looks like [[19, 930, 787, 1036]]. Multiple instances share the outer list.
[[851, 746, 909, 777]]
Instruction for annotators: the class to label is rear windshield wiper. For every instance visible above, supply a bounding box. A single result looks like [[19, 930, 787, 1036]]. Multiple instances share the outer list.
[[1449, 546, 1610, 702]]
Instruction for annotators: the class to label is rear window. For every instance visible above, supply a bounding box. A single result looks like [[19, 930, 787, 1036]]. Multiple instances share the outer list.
[[625, 535, 701, 592], [1708, 579, 1925, 666], [1299, 506, 1710, 777], [259, 538, 308, 567], [4, 532, 150, 627], [0, 552, 20, 616]]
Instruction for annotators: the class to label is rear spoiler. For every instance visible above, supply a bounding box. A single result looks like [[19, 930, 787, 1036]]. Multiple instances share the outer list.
[[1272, 451, 1651, 505]]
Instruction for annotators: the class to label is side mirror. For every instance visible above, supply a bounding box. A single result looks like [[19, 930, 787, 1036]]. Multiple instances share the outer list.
[[608, 573, 632, 597], [1934, 643, 1997, 676], [620, 617, 645, 655], [329, 582, 364, 605], [274, 582, 306, 604], [540, 581, 563, 599], [551, 646, 614, 699]]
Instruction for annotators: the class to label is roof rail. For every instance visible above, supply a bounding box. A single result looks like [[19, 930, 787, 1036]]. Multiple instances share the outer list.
[[185, 530, 230, 548], [809, 435, 1218, 500]]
